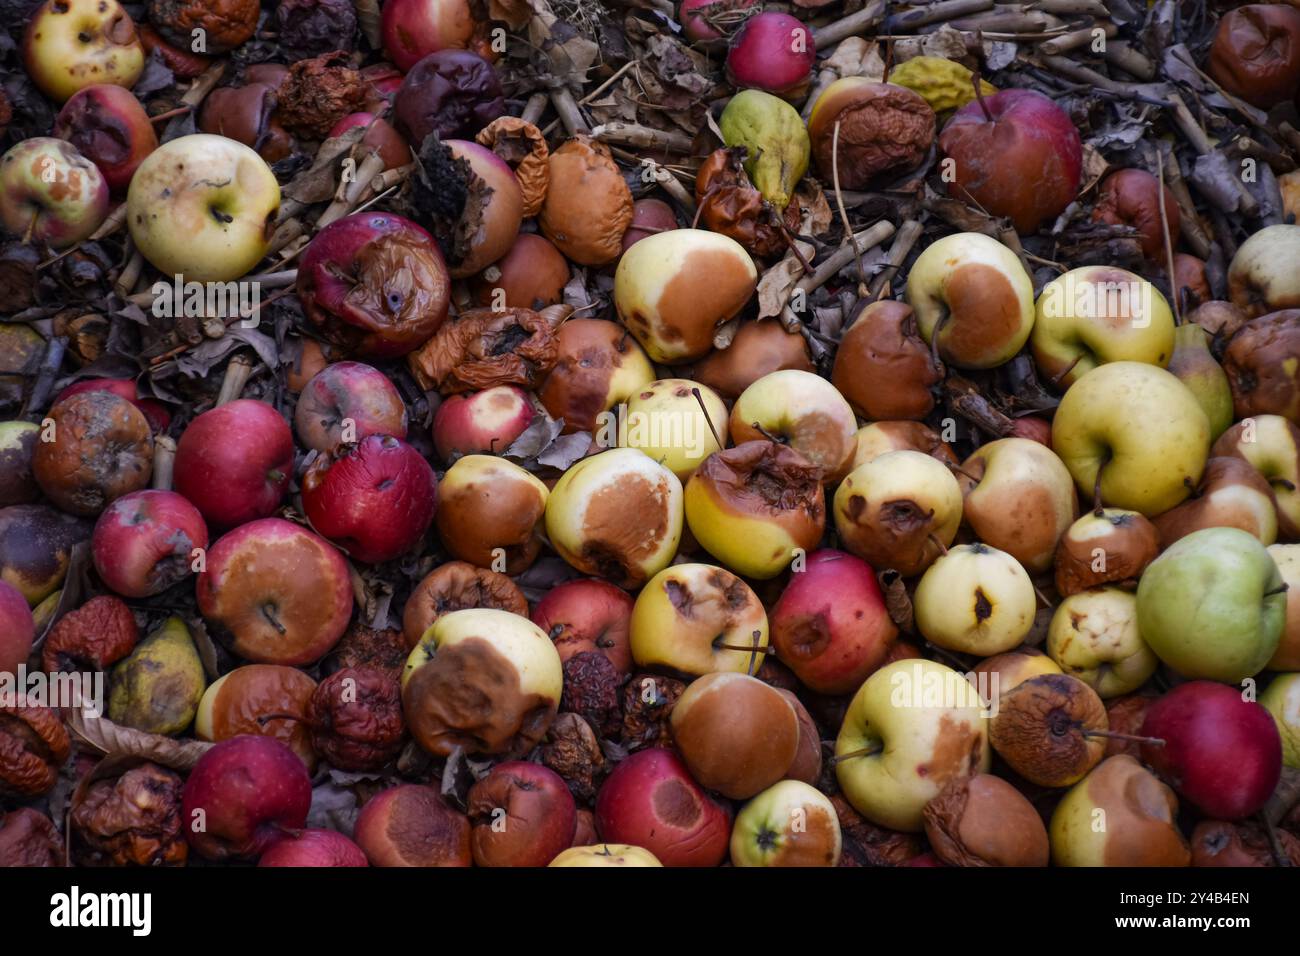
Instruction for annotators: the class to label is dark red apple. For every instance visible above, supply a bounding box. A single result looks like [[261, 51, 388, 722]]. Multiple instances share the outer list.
[[431, 385, 534, 462], [530, 577, 634, 673], [381, 0, 484, 71], [197, 518, 354, 666], [769, 548, 899, 695], [467, 761, 577, 867], [353, 784, 472, 867], [594, 747, 731, 867], [53, 84, 158, 193], [258, 828, 369, 867], [0, 580, 34, 675], [939, 88, 1083, 235], [298, 212, 451, 358], [1140, 681, 1283, 820], [293, 360, 409, 454], [174, 400, 293, 530], [301, 435, 437, 563], [91, 489, 209, 598], [725, 11, 815, 100], [181, 735, 312, 862]]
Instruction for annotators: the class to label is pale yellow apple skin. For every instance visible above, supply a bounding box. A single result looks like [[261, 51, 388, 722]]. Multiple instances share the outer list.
[[127, 134, 281, 282], [1050, 756, 1189, 867], [684, 476, 814, 580], [914, 544, 1037, 656], [1228, 223, 1300, 316], [973, 649, 1061, 707], [1051, 362, 1210, 517], [961, 438, 1078, 573], [835, 659, 991, 832], [1046, 587, 1158, 698], [614, 229, 757, 364], [23, 0, 144, 102], [1261, 673, 1300, 768], [730, 370, 858, 483], [544, 448, 683, 588], [906, 232, 1035, 369], [1032, 266, 1175, 388], [1217, 415, 1300, 539], [619, 378, 727, 480], [629, 563, 768, 676], [730, 780, 842, 868], [1268, 544, 1300, 671], [549, 844, 662, 867], [403, 608, 562, 704]]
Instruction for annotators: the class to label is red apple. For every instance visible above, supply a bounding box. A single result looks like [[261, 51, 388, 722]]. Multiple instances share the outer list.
[[469, 233, 570, 310], [181, 735, 312, 861], [1140, 681, 1283, 820], [326, 112, 409, 170], [769, 548, 899, 695], [939, 89, 1083, 235], [53, 84, 158, 193], [91, 489, 209, 598], [174, 400, 293, 530], [0, 580, 34, 675], [594, 748, 731, 867], [431, 385, 534, 462], [258, 828, 368, 867], [294, 361, 408, 454], [620, 198, 679, 255], [530, 578, 635, 673], [54, 378, 170, 432], [353, 784, 472, 867], [468, 761, 577, 867], [197, 518, 353, 666], [725, 11, 815, 100], [381, 0, 483, 71], [301, 434, 437, 563]]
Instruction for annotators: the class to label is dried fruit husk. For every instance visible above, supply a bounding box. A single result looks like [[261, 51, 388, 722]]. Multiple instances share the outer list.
[[809, 82, 934, 191], [70, 761, 187, 867], [407, 307, 558, 394], [1222, 310, 1300, 424], [402, 561, 529, 649], [922, 773, 1049, 867], [476, 116, 550, 217], [990, 674, 1106, 788], [695, 147, 799, 260]]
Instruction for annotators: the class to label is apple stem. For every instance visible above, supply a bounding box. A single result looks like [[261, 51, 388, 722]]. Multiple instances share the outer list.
[[1264, 583, 1291, 598], [751, 421, 785, 446], [149, 105, 193, 125], [829, 742, 884, 765], [692, 183, 721, 229], [947, 464, 981, 483], [972, 73, 994, 123], [691, 388, 725, 451], [151, 436, 176, 491], [927, 534, 949, 557], [1082, 728, 1165, 747], [1033, 584, 1055, 610], [1092, 467, 1105, 515], [1049, 353, 1084, 388], [882, 38, 894, 86], [928, 310, 948, 372], [775, 217, 814, 275], [1152, 144, 1183, 327]]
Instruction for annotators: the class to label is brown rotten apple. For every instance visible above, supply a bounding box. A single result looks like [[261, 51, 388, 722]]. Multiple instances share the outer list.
[[1054, 507, 1160, 596], [402, 608, 562, 757], [1212, 415, 1300, 539], [197, 518, 354, 666], [537, 318, 655, 435], [684, 318, 814, 401], [1208, 4, 1300, 110], [1152, 456, 1278, 547], [435, 455, 548, 574], [684, 441, 825, 580], [539, 136, 634, 266], [990, 673, 1107, 788], [467, 761, 577, 867], [832, 299, 941, 421], [1222, 310, 1300, 424], [1050, 755, 1190, 866], [923, 773, 1050, 867], [403, 561, 527, 650], [806, 78, 934, 190], [1091, 169, 1180, 262], [353, 784, 470, 867], [195, 664, 318, 769], [33, 391, 153, 517], [849, 420, 959, 471]]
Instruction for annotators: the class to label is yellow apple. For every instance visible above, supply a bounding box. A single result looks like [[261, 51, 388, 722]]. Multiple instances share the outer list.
[[729, 369, 858, 483], [914, 543, 1037, 656], [1261, 673, 1300, 768], [618, 378, 727, 480], [1046, 587, 1158, 698], [549, 844, 662, 867], [730, 780, 841, 867], [1050, 755, 1190, 866]]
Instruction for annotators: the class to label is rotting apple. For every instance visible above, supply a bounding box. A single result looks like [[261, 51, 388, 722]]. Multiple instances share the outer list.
[[1212, 414, 1300, 540], [769, 548, 897, 695], [629, 562, 768, 676], [393, 49, 504, 144], [467, 761, 577, 867], [849, 420, 959, 471], [725, 11, 815, 100], [353, 784, 471, 867], [0, 421, 40, 507], [729, 369, 858, 483], [259, 829, 368, 867], [1091, 168, 1181, 261], [195, 664, 318, 770], [684, 318, 814, 401], [442, 140, 524, 278], [181, 735, 312, 862], [53, 378, 170, 433], [197, 518, 354, 666], [545, 448, 683, 589], [294, 361, 409, 454], [0, 505, 91, 606], [1261, 673, 1300, 768], [531, 578, 634, 673], [302, 435, 437, 564], [0, 581, 34, 676], [1054, 507, 1159, 596], [126, 134, 280, 283], [22, 0, 144, 102], [619, 378, 727, 481], [92, 489, 209, 598], [174, 399, 293, 530], [402, 561, 528, 650], [731, 780, 842, 867], [53, 84, 158, 193], [470, 233, 570, 310], [831, 299, 942, 421], [989, 673, 1106, 787], [914, 543, 1037, 657], [923, 773, 1050, 868], [1046, 587, 1158, 698], [0, 138, 109, 249], [1227, 224, 1300, 317], [432, 385, 534, 461], [402, 608, 562, 758], [1152, 456, 1278, 548], [33, 390, 153, 516], [538, 318, 655, 435], [436, 454, 548, 574]]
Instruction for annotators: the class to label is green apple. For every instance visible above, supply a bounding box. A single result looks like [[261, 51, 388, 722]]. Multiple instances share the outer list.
[[1166, 324, 1233, 440], [1135, 526, 1286, 682], [913, 543, 1037, 656], [1261, 673, 1300, 768], [127, 134, 281, 282], [1046, 587, 1158, 698], [1267, 544, 1300, 670], [1051, 361, 1210, 516], [834, 658, 990, 832], [730, 780, 841, 868], [1050, 755, 1190, 867], [1032, 266, 1175, 389]]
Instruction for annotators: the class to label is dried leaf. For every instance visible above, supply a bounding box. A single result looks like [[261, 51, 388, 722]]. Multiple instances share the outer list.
[[65, 709, 214, 772]]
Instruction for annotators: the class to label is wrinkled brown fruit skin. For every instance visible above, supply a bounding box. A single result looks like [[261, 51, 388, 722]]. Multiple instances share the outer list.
[[1079, 756, 1192, 867], [148, 0, 259, 53], [1091, 168, 1181, 261], [33, 391, 153, 517], [0, 705, 71, 798], [1208, 4, 1300, 109], [833, 300, 941, 421], [990, 674, 1106, 787], [1190, 819, 1300, 866], [408, 307, 557, 394], [402, 561, 528, 649], [277, 52, 367, 140], [1102, 695, 1153, 759], [42, 594, 138, 673], [539, 318, 644, 433], [808, 82, 935, 190], [353, 784, 471, 867], [1054, 511, 1160, 596], [71, 763, 188, 867], [403, 636, 557, 757], [1222, 310, 1300, 424], [683, 319, 814, 400], [923, 773, 1050, 867], [542, 712, 606, 801], [1152, 457, 1278, 547], [307, 667, 405, 771], [1190, 300, 1250, 341], [695, 148, 800, 260], [831, 794, 923, 866], [323, 622, 408, 680], [0, 808, 63, 867], [476, 117, 549, 217], [540, 137, 634, 266]]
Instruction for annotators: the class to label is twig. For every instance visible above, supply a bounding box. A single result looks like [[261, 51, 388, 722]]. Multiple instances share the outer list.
[[1152, 144, 1181, 327], [778, 221, 896, 329], [811, 0, 887, 49], [884, 0, 994, 32], [868, 218, 923, 299], [589, 122, 695, 154], [550, 87, 589, 135], [216, 354, 254, 405], [830, 120, 868, 297], [1040, 21, 1115, 54], [151, 436, 177, 491]]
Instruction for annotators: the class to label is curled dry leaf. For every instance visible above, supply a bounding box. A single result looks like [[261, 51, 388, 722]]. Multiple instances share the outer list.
[[64, 708, 214, 772]]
